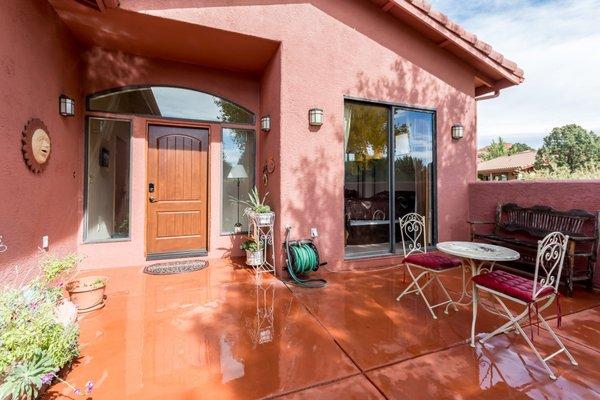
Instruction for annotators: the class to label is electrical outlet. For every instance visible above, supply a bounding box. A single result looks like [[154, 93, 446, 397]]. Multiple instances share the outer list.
[[42, 235, 49, 250], [310, 228, 318, 238]]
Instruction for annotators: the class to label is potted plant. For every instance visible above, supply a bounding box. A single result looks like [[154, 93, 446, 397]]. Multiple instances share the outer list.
[[239, 186, 275, 226], [66, 276, 107, 313], [241, 239, 263, 266]]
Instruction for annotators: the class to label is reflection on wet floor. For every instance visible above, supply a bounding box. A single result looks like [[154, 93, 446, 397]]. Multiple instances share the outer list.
[[47, 261, 600, 399]]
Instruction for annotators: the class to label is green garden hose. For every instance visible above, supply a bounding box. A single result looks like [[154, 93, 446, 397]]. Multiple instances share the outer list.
[[285, 227, 327, 288]]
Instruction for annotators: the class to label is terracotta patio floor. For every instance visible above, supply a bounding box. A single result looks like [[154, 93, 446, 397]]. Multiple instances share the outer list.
[[47, 260, 600, 399]]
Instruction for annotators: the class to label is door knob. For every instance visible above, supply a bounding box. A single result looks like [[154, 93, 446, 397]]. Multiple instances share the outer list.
[[149, 196, 157, 203]]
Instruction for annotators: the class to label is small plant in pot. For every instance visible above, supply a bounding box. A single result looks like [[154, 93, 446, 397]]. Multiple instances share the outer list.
[[241, 239, 263, 266], [66, 276, 107, 313], [238, 186, 274, 226]]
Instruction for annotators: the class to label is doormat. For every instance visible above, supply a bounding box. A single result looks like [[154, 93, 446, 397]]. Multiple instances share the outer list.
[[143, 260, 208, 275]]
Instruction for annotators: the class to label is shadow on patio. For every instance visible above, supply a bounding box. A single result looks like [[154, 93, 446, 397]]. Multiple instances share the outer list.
[[47, 260, 600, 399]]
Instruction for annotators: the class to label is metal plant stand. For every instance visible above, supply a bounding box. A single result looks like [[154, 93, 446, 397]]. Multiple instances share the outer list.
[[246, 210, 276, 276]]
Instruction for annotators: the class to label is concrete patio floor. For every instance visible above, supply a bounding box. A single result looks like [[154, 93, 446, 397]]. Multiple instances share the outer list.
[[48, 260, 600, 399]]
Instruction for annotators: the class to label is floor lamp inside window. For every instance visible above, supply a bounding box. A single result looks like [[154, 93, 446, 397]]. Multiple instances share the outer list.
[[228, 164, 248, 233]]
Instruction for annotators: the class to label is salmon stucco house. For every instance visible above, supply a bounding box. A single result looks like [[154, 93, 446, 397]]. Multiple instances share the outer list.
[[1, 0, 523, 273]]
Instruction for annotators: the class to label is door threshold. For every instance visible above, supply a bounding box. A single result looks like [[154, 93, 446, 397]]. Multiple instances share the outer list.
[[146, 249, 208, 261]]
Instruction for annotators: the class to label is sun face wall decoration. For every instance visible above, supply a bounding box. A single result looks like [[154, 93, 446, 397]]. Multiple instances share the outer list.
[[22, 118, 51, 173]]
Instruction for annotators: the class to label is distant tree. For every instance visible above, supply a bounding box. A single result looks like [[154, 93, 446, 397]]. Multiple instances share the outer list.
[[535, 124, 600, 172], [481, 137, 532, 161], [481, 137, 507, 160], [509, 142, 533, 154]]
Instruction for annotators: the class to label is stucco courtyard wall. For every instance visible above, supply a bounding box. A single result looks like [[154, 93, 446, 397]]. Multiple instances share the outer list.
[[124, 0, 478, 271], [469, 181, 600, 287], [0, 0, 83, 273]]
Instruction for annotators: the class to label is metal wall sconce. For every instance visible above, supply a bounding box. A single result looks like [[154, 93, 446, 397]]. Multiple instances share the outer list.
[[308, 108, 324, 126], [451, 124, 464, 140], [59, 95, 75, 117], [261, 116, 271, 132]]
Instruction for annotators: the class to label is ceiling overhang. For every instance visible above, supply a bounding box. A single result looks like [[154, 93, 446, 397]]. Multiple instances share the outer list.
[[51, 0, 280, 75]]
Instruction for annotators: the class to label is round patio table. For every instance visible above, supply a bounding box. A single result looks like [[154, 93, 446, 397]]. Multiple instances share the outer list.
[[435, 241, 520, 311]]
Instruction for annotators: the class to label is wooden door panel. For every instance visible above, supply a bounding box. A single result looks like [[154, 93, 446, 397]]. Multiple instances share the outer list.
[[147, 125, 208, 256]]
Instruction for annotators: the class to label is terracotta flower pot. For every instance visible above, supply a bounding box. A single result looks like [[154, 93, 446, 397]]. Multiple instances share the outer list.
[[66, 276, 107, 313]]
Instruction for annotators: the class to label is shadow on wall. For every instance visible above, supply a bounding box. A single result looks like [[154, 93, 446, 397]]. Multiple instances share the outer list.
[[125, 0, 476, 95], [282, 58, 474, 269], [285, 140, 344, 269], [83, 47, 151, 90], [354, 60, 474, 241]]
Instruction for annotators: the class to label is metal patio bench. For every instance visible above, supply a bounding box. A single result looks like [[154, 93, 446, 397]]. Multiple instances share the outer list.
[[469, 203, 599, 296]]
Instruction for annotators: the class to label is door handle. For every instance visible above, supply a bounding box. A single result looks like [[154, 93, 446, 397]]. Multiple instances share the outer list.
[[149, 196, 157, 203]]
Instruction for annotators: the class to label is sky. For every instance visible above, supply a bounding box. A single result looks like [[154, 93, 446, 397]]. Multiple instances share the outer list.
[[429, 0, 600, 148]]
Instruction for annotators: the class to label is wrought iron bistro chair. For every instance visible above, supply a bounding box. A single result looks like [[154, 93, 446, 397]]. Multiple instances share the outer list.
[[396, 213, 462, 319], [471, 232, 578, 380]]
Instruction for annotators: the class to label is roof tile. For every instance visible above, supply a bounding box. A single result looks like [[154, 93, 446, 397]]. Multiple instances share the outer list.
[[394, 0, 523, 81], [477, 150, 537, 174]]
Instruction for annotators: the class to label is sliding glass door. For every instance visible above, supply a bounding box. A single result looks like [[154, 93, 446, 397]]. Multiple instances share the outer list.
[[344, 100, 435, 258], [393, 108, 434, 246], [344, 102, 391, 256]]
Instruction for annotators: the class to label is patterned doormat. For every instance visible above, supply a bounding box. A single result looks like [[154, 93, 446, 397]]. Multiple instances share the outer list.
[[143, 260, 208, 275]]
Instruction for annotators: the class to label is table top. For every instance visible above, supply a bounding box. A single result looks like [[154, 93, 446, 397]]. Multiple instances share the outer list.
[[436, 241, 520, 262]]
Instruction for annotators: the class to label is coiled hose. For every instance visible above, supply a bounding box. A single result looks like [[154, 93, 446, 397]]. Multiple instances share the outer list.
[[285, 227, 327, 288]]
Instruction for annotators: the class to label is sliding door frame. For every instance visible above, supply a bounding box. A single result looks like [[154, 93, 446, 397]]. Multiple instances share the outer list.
[[343, 96, 438, 259]]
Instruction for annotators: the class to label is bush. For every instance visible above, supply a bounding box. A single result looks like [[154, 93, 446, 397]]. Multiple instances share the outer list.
[[0, 288, 79, 372], [0, 254, 82, 399], [521, 161, 600, 180]]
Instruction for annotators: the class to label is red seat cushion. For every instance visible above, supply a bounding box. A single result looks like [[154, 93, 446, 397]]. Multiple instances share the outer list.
[[404, 251, 462, 271], [472, 270, 554, 303]]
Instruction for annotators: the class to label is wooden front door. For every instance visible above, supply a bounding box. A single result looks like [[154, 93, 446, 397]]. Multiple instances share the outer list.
[[147, 125, 208, 257]]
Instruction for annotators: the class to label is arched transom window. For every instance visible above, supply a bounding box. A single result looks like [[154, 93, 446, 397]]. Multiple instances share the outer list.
[[88, 86, 255, 125]]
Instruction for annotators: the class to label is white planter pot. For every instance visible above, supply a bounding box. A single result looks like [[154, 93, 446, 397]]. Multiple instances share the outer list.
[[246, 250, 264, 266], [246, 210, 275, 226], [256, 212, 275, 226]]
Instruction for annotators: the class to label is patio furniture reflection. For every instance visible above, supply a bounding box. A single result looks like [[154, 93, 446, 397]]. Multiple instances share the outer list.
[[471, 232, 578, 380], [396, 213, 461, 319]]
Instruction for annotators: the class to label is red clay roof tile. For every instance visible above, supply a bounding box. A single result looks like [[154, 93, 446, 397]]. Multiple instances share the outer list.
[[397, 0, 523, 83]]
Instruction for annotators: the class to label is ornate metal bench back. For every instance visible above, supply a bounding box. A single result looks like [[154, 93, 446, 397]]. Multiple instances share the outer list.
[[497, 203, 594, 238]]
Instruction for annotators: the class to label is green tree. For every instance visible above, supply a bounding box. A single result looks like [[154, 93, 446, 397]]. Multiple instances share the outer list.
[[535, 124, 600, 172], [481, 137, 532, 161], [509, 142, 532, 154]]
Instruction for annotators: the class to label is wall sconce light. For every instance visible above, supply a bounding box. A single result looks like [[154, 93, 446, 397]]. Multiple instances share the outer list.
[[261, 116, 271, 132], [451, 124, 464, 140], [308, 108, 324, 126], [59, 94, 75, 117]]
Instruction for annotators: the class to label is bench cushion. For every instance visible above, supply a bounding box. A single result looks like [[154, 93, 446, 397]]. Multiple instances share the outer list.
[[473, 270, 554, 302], [404, 251, 462, 271]]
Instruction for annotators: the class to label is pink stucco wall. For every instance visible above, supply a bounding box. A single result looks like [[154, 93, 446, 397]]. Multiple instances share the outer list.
[[3, 0, 484, 274], [469, 181, 600, 287], [124, 0, 478, 271], [0, 0, 83, 273]]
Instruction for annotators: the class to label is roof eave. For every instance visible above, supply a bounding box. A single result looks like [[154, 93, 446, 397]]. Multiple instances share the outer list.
[[375, 1, 524, 92]]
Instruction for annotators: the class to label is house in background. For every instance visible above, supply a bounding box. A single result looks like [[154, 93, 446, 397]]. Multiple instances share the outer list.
[[0, 0, 523, 274], [478, 150, 537, 181]]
